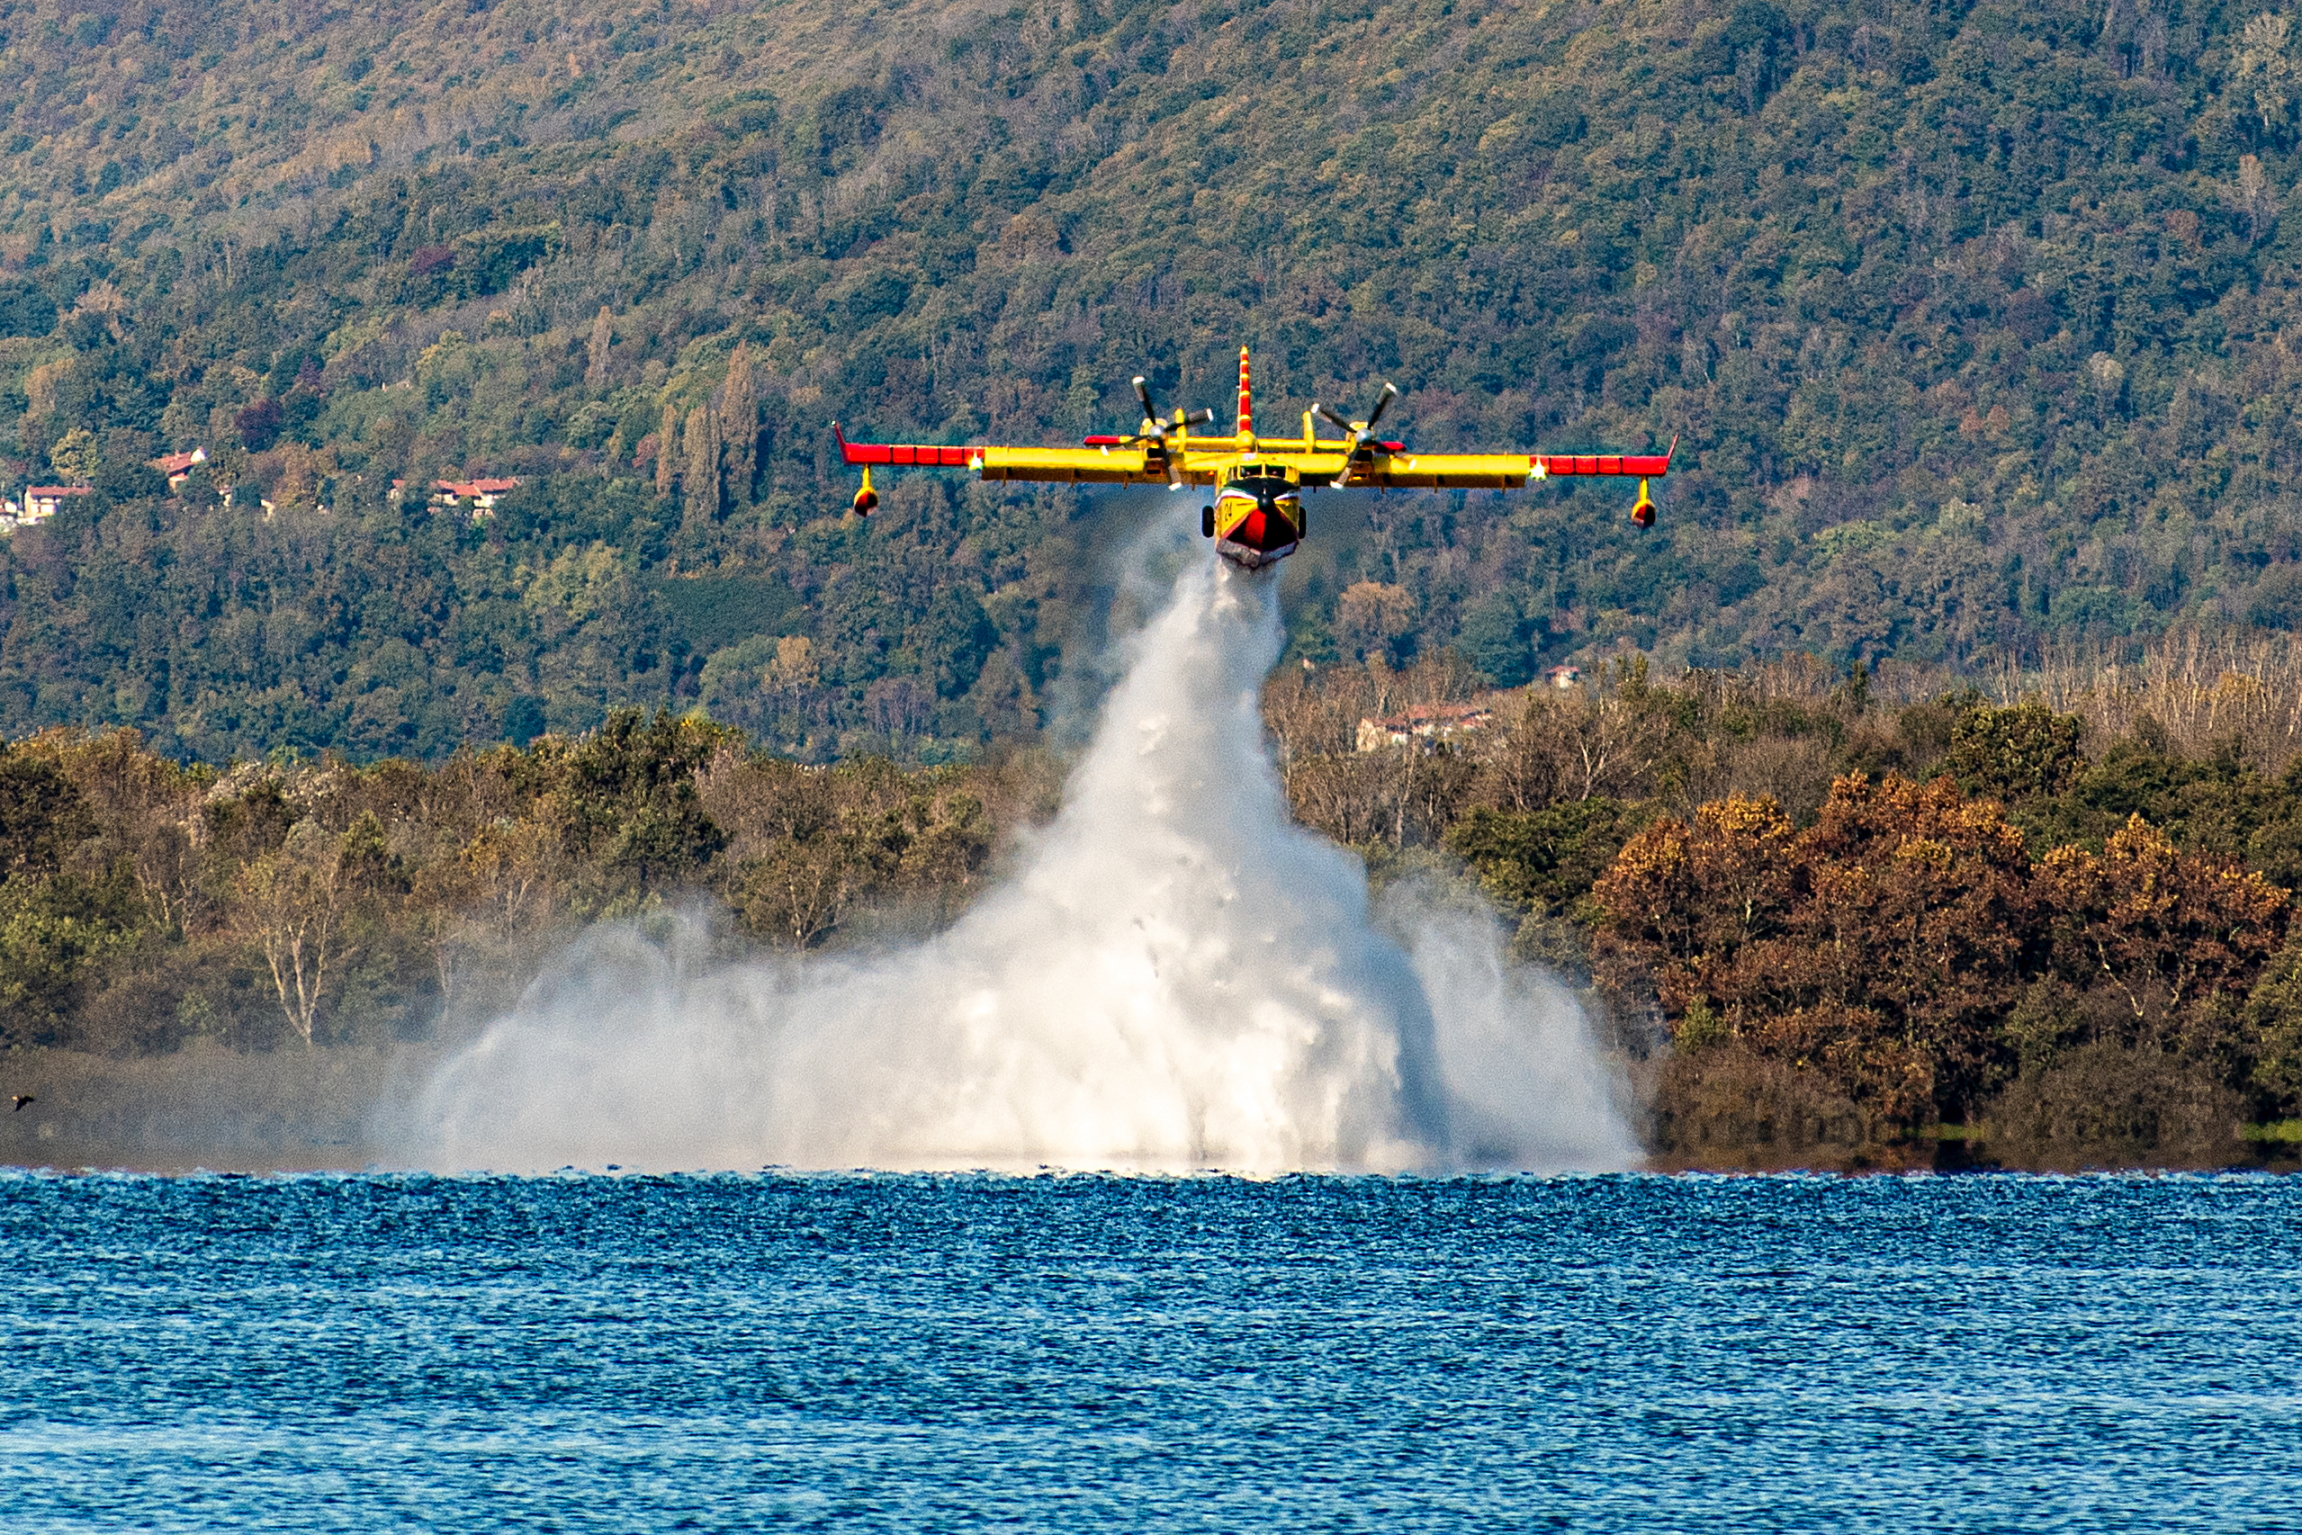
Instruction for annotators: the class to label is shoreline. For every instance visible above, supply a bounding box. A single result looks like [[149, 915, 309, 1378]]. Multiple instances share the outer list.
[[6, 1043, 2296, 1178], [9, 1158, 2297, 1177], [0, 1042, 439, 1178]]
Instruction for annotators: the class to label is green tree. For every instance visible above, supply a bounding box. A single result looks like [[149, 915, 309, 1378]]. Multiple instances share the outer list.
[[2243, 932, 2302, 1117], [0, 869, 145, 1046], [0, 748, 94, 878], [47, 428, 100, 485], [1456, 592, 1534, 687], [1445, 798, 1643, 917], [554, 709, 734, 895], [1944, 704, 2087, 803]]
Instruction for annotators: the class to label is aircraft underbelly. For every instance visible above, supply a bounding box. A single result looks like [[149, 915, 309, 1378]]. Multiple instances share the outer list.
[[1215, 504, 1299, 568], [1218, 538, 1296, 569]]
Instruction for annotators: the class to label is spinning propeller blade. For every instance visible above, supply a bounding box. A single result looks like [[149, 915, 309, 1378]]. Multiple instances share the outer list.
[[1126, 375, 1178, 484], [1328, 382, 1400, 488], [1125, 378, 1212, 487], [1359, 383, 1399, 432]]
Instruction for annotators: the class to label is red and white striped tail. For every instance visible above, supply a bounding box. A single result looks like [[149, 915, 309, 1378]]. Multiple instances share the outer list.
[[1236, 347, 1253, 441]]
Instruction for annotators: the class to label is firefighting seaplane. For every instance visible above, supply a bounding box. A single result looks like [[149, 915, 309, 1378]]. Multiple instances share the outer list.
[[832, 348, 1674, 569]]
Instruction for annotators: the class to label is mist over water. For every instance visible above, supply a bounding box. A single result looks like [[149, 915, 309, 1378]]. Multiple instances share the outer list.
[[402, 544, 1637, 1173]]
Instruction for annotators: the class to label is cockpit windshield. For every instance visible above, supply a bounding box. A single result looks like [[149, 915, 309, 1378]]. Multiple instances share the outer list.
[[1228, 473, 1298, 500]]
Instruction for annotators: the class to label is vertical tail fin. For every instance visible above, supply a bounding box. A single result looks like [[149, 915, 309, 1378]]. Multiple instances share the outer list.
[[1237, 347, 1253, 442]]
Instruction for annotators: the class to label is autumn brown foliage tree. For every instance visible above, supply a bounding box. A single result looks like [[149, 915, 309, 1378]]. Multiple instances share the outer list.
[[1593, 774, 2288, 1126], [2037, 815, 2290, 1034], [1267, 652, 2302, 1155]]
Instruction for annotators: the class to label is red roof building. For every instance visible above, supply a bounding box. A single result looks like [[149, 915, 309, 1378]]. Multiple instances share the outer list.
[[151, 447, 209, 487], [1355, 700, 1497, 753], [19, 485, 93, 522], [433, 477, 521, 515]]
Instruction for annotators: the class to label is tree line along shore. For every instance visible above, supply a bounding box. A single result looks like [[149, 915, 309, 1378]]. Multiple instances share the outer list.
[[9, 638, 2302, 1171]]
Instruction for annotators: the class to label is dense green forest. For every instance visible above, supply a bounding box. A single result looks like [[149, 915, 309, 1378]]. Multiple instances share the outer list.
[[7, 0, 2302, 759]]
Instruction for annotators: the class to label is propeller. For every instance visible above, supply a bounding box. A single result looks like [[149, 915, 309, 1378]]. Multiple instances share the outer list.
[[1131, 375, 1160, 434], [1315, 382, 1399, 488], [1125, 375, 1214, 487]]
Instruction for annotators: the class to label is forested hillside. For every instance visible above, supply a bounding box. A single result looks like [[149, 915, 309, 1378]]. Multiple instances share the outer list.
[[6, 0, 2302, 758]]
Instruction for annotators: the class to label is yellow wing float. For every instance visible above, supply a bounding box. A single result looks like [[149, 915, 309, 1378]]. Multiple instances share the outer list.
[[833, 348, 1675, 569]]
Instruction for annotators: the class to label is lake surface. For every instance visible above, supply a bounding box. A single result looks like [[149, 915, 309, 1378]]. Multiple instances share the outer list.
[[1, 1172, 2296, 1532]]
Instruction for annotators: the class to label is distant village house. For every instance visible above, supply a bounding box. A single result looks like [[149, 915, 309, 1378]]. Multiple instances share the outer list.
[[6, 485, 94, 529], [151, 446, 208, 489], [434, 477, 520, 516], [1355, 700, 1496, 753]]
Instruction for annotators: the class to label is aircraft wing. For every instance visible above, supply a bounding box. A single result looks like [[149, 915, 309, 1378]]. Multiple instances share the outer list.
[[1345, 449, 1676, 490], [835, 425, 1674, 491], [976, 444, 1162, 485], [835, 429, 1164, 485]]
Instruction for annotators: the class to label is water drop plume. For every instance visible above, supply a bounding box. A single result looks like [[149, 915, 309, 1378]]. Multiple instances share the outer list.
[[403, 538, 1639, 1174]]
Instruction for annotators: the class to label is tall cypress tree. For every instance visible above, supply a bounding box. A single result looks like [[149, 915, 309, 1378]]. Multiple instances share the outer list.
[[654, 402, 679, 498], [720, 342, 758, 507], [683, 403, 721, 526], [584, 306, 613, 386]]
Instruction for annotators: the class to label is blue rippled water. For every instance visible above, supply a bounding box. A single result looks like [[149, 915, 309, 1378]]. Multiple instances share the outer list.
[[2, 1172, 2298, 1532]]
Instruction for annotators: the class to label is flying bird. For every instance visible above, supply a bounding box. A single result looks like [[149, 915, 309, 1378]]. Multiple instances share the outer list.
[[11, 1094, 32, 1112]]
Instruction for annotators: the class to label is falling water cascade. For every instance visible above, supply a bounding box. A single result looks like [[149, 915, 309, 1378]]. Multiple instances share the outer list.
[[404, 550, 1638, 1173]]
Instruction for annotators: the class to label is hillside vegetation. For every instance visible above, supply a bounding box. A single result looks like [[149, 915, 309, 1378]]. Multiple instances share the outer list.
[[0, 714, 1061, 1056], [1269, 636, 2302, 1166], [6, 0, 2302, 757]]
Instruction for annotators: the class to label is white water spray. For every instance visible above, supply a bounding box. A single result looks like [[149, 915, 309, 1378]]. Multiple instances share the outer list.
[[403, 549, 1638, 1173]]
